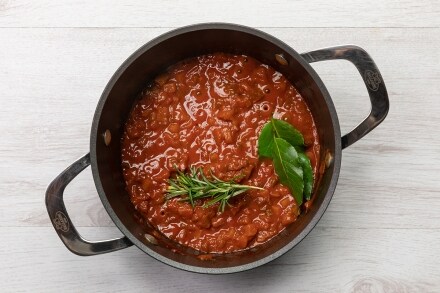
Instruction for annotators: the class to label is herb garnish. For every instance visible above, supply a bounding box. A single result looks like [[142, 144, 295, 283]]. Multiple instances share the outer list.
[[165, 167, 263, 212], [258, 118, 314, 205]]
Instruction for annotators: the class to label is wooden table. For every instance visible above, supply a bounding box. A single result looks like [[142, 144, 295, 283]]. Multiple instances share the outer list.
[[1, 1, 439, 291]]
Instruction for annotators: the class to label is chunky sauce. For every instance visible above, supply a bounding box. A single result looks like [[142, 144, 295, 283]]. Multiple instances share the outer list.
[[121, 53, 320, 253]]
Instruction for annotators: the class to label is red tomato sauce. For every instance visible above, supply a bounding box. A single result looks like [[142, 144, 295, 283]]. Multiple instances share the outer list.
[[121, 53, 320, 253]]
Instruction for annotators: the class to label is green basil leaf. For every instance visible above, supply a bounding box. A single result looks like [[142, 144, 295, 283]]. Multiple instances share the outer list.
[[271, 118, 304, 147], [272, 137, 304, 205], [258, 118, 304, 157], [298, 153, 313, 200], [258, 117, 314, 205], [258, 122, 275, 157]]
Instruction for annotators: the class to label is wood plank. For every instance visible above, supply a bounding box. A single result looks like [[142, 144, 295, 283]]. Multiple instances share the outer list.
[[0, 227, 438, 292], [0, 28, 439, 230], [0, 0, 439, 28]]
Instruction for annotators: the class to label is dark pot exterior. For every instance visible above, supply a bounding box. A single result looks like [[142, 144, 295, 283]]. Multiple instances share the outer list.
[[46, 23, 389, 274]]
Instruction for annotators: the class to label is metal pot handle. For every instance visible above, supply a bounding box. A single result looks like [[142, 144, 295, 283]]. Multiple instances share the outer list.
[[300, 45, 389, 149], [45, 153, 132, 255]]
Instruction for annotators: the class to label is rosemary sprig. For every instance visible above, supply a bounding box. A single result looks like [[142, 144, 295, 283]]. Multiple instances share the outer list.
[[165, 167, 264, 212]]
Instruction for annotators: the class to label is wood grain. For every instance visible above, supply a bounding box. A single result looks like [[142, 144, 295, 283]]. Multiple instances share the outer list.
[[0, 1, 439, 291], [1, 227, 439, 292], [0, 0, 439, 28]]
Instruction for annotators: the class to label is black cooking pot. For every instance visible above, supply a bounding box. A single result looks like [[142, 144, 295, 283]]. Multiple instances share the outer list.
[[46, 23, 389, 274]]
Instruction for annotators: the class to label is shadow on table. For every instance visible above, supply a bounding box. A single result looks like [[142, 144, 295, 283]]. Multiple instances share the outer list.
[[116, 227, 319, 292]]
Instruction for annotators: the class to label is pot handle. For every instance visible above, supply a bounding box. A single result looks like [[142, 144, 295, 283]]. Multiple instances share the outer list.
[[300, 45, 389, 149], [45, 153, 132, 256]]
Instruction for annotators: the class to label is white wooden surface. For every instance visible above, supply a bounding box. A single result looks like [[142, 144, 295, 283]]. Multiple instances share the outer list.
[[1, 1, 439, 292]]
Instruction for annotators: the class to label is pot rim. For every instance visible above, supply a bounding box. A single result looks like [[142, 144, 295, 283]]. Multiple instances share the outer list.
[[90, 22, 341, 274]]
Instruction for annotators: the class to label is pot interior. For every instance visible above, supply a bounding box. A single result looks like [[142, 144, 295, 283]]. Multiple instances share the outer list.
[[91, 24, 340, 272]]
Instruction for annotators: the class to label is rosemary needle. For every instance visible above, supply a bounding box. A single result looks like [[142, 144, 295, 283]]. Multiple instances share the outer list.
[[165, 167, 264, 212]]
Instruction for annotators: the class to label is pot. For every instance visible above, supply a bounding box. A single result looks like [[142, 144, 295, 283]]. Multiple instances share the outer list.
[[45, 23, 389, 274]]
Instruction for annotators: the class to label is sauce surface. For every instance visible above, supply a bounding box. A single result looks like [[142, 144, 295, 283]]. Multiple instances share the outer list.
[[121, 53, 320, 253]]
